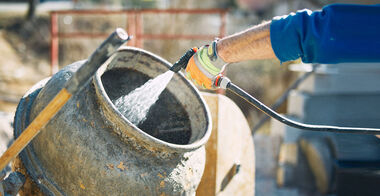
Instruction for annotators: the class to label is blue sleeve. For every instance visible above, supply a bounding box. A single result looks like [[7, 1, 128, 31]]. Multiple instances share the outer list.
[[270, 4, 380, 64]]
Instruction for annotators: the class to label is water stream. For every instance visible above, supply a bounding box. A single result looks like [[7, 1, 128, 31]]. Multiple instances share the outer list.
[[113, 71, 174, 125]]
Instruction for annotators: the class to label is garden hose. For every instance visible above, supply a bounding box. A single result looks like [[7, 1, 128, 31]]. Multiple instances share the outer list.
[[214, 74, 380, 135]]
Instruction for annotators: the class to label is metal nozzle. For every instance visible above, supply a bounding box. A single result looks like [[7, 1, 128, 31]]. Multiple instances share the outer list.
[[170, 48, 197, 73]]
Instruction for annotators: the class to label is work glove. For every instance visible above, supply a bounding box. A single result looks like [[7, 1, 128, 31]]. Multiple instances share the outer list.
[[185, 40, 228, 89]]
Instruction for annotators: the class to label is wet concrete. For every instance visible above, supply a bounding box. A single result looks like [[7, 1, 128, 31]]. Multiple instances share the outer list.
[[101, 68, 192, 145]]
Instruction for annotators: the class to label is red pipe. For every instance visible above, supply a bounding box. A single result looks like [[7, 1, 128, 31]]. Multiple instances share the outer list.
[[49, 9, 228, 74], [50, 12, 59, 75]]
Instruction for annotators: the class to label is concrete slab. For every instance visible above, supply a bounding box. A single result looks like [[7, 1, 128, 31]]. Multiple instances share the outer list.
[[291, 63, 380, 94], [287, 90, 380, 127]]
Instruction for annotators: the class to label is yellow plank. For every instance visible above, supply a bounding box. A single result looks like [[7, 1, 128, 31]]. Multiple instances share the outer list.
[[0, 88, 72, 171]]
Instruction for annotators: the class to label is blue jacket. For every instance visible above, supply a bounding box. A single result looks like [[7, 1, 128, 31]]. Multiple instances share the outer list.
[[270, 4, 380, 63]]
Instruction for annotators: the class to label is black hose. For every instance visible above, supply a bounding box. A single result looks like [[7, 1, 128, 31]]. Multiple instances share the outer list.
[[227, 82, 380, 135], [251, 64, 319, 134]]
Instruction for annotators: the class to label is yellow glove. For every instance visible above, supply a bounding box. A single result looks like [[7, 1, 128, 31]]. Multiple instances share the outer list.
[[185, 40, 227, 89]]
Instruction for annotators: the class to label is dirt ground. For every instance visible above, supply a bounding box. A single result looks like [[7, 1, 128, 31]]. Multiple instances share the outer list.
[[0, 15, 50, 112]]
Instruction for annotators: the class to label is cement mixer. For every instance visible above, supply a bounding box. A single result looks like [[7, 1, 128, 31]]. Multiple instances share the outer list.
[[11, 43, 212, 195]]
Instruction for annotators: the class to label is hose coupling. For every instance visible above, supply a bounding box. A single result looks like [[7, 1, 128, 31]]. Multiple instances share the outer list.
[[213, 74, 231, 89]]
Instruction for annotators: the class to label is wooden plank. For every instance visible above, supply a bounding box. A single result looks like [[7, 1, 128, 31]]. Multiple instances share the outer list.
[[0, 89, 72, 171]]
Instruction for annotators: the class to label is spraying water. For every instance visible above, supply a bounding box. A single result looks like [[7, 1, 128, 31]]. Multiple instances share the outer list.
[[113, 71, 174, 125]]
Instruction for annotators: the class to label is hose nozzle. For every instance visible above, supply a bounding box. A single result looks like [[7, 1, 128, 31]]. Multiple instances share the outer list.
[[170, 47, 198, 73]]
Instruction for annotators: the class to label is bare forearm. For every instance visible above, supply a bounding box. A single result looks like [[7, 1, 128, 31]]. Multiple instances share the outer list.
[[217, 21, 276, 63]]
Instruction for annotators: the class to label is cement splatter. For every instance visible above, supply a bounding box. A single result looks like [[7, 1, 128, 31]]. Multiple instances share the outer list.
[[113, 71, 174, 126]]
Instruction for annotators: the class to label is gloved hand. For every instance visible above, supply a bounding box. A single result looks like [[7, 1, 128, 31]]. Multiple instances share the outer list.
[[185, 40, 227, 89]]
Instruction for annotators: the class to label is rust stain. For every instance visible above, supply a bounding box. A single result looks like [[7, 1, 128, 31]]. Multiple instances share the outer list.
[[117, 161, 127, 171], [160, 192, 166, 196], [80, 182, 86, 190], [107, 164, 114, 170], [140, 173, 147, 177], [160, 181, 165, 188], [157, 173, 164, 178], [90, 121, 95, 128]]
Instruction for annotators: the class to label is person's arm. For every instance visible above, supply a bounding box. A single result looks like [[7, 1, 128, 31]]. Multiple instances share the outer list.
[[217, 21, 276, 62], [271, 4, 380, 63], [182, 4, 380, 89], [218, 4, 380, 64]]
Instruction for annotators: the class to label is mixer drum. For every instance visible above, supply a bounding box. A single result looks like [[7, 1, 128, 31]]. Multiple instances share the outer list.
[[13, 47, 212, 195]]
